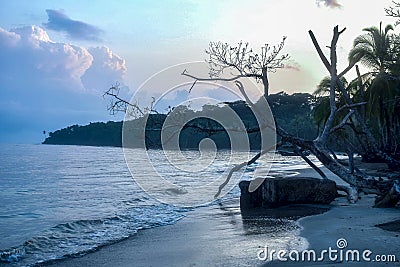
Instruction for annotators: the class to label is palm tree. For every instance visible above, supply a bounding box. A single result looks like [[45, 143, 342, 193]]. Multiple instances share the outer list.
[[313, 76, 349, 131], [348, 22, 400, 156], [349, 22, 395, 74]]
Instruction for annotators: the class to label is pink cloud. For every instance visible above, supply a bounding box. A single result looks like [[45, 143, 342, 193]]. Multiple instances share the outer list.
[[316, 0, 342, 9], [284, 61, 301, 72]]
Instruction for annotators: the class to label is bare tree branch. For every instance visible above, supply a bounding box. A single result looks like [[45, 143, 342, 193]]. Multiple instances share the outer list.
[[294, 147, 328, 179], [182, 69, 261, 82], [103, 82, 144, 117], [200, 39, 289, 96], [386, 1, 400, 25], [308, 29, 360, 78], [329, 110, 355, 134], [104, 82, 160, 118], [308, 30, 331, 71], [315, 26, 342, 145], [338, 57, 362, 78], [214, 143, 279, 198], [336, 101, 368, 114]]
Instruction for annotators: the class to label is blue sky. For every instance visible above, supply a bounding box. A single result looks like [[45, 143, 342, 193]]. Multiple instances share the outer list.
[[0, 0, 396, 143]]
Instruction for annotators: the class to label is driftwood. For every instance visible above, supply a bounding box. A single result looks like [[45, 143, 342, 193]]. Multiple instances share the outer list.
[[374, 180, 400, 208], [336, 184, 359, 203]]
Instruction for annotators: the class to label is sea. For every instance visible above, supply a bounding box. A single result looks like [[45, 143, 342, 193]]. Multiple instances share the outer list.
[[0, 144, 316, 266]]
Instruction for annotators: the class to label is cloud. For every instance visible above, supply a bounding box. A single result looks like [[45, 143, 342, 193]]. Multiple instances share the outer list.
[[284, 61, 302, 72], [0, 25, 93, 90], [0, 25, 126, 92], [0, 28, 21, 47], [43, 9, 103, 41], [0, 26, 127, 143], [316, 0, 342, 8], [81, 46, 127, 92]]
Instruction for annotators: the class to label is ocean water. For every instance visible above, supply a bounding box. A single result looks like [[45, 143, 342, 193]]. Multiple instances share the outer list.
[[0, 144, 316, 266]]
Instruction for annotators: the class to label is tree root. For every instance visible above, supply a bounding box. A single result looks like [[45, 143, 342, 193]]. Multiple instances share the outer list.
[[374, 180, 400, 208]]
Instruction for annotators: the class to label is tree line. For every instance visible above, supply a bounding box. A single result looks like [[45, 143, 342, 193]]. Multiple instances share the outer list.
[[42, 92, 319, 149]]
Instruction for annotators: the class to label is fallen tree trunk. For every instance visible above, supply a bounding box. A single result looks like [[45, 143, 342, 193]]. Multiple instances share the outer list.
[[176, 25, 400, 208], [374, 180, 400, 208], [336, 184, 358, 203], [275, 26, 400, 207], [309, 28, 400, 171], [277, 126, 399, 205]]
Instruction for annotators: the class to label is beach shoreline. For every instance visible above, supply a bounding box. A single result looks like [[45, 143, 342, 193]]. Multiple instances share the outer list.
[[39, 166, 400, 267], [41, 197, 314, 267], [267, 195, 400, 266]]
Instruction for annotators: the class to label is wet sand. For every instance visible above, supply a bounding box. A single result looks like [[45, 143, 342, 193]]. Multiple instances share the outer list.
[[267, 195, 400, 266], [42, 166, 400, 267], [43, 197, 322, 267]]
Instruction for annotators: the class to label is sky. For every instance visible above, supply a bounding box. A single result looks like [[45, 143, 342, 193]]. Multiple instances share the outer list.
[[0, 0, 396, 143]]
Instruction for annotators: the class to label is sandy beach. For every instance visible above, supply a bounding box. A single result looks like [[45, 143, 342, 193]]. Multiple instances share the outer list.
[[42, 197, 304, 267], [269, 194, 400, 266], [42, 166, 400, 267]]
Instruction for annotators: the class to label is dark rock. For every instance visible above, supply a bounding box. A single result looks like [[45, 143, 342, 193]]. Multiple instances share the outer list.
[[239, 177, 337, 212], [376, 219, 400, 233]]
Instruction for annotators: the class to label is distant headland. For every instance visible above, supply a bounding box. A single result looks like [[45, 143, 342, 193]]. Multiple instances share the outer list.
[[42, 92, 318, 149]]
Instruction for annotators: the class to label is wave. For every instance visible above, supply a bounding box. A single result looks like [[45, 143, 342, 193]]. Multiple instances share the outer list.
[[0, 204, 188, 266]]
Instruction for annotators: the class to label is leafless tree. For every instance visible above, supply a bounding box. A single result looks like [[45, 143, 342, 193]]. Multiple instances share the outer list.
[[386, 1, 400, 25], [103, 82, 158, 119], [182, 38, 289, 97]]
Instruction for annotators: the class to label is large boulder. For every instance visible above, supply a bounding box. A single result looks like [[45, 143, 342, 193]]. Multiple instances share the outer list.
[[239, 177, 337, 211]]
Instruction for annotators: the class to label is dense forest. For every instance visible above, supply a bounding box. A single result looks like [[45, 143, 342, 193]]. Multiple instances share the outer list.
[[42, 91, 318, 149]]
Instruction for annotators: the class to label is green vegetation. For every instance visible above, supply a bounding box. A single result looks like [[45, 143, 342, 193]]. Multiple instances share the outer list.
[[43, 121, 122, 147], [267, 92, 317, 140], [313, 22, 400, 161], [43, 92, 318, 149]]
